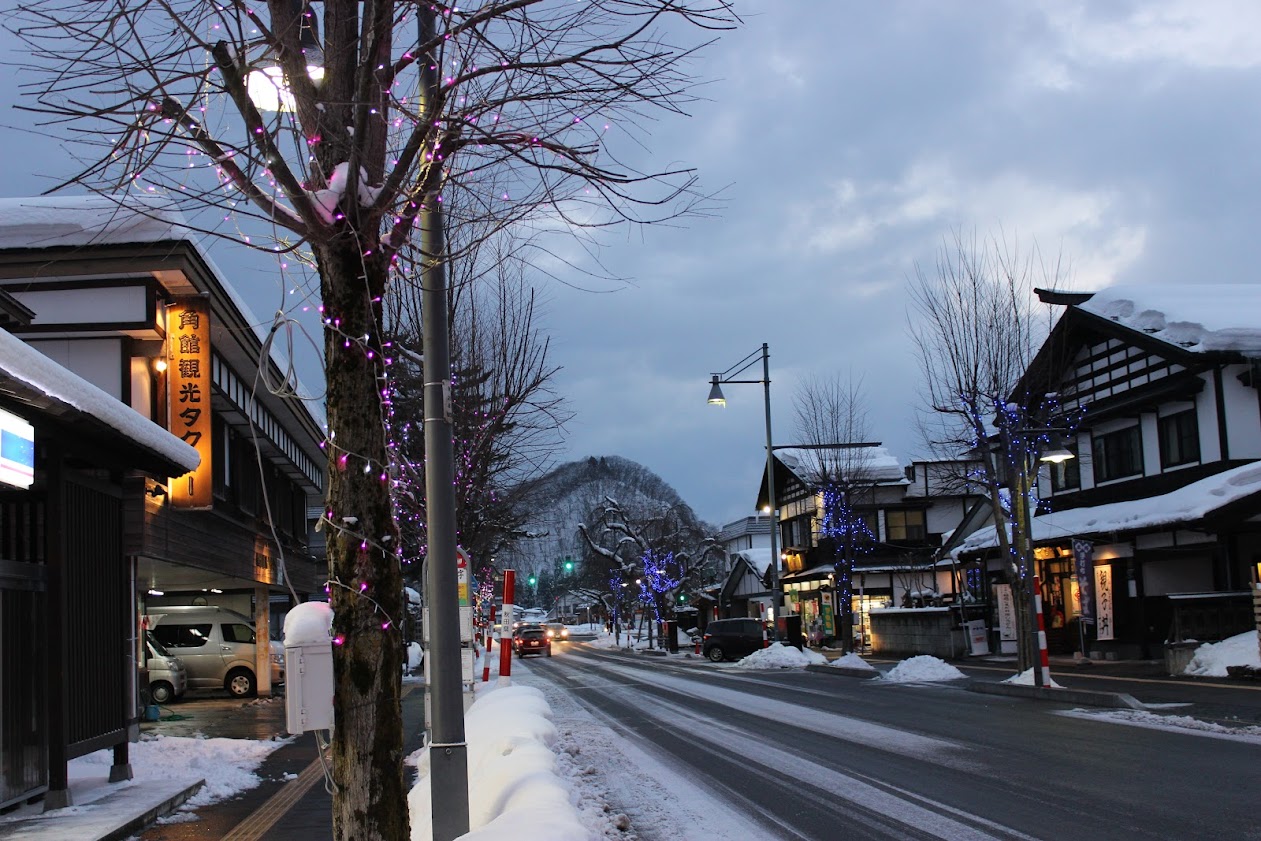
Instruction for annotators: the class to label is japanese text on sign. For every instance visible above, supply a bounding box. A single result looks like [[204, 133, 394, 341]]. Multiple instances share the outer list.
[[167, 297, 213, 508]]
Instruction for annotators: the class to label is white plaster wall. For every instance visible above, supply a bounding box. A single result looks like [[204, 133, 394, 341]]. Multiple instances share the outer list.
[[28, 338, 124, 400]]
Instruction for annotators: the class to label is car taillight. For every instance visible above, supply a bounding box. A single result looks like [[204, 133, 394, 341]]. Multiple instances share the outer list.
[[703, 633, 711, 641]]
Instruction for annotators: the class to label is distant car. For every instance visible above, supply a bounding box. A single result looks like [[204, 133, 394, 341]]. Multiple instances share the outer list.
[[513, 626, 551, 658], [701, 618, 766, 663], [544, 622, 569, 642]]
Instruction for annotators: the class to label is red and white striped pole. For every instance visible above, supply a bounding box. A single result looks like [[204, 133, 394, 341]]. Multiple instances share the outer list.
[[1033, 575, 1051, 687], [498, 570, 515, 686], [481, 603, 496, 682]]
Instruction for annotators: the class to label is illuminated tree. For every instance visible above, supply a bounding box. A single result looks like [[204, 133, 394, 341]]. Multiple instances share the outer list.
[[11, 1, 739, 837], [907, 229, 1078, 674]]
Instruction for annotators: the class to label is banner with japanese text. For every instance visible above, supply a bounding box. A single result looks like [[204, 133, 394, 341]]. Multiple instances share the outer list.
[[1073, 539, 1095, 623], [1094, 564, 1114, 641], [167, 297, 213, 508]]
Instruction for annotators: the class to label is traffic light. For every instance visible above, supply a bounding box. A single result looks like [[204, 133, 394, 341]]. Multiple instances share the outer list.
[[563, 558, 574, 573], [678, 593, 688, 603], [527, 574, 537, 587]]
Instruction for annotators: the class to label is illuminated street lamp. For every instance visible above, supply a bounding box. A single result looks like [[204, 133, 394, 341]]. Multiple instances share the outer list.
[[708, 343, 782, 638]]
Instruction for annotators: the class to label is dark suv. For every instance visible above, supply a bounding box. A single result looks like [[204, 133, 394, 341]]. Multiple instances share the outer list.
[[701, 618, 765, 662], [513, 626, 552, 658]]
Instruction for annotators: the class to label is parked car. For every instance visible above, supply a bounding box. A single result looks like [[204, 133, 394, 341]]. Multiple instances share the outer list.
[[513, 626, 552, 658], [544, 622, 569, 642], [145, 632, 187, 704], [701, 618, 766, 663], [144, 605, 285, 697]]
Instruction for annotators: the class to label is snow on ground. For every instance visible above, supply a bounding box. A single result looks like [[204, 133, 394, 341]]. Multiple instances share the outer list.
[[881, 655, 967, 683], [408, 684, 588, 841], [514, 666, 767, 840], [733, 642, 827, 669], [1183, 630, 1261, 677], [1057, 708, 1261, 745], [824, 652, 878, 671], [1002, 668, 1065, 689], [0, 732, 289, 832]]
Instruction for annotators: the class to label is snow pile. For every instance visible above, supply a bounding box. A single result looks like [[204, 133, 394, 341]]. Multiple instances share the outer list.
[[732, 643, 827, 670], [881, 655, 966, 682], [1184, 630, 1261, 677], [587, 631, 624, 650], [108, 733, 283, 810], [826, 652, 877, 671], [408, 684, 586, 841], [1001, 668, 1064, 688]]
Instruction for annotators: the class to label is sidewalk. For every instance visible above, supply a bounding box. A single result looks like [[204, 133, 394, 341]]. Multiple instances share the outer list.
[[0, 687, 426, 841]]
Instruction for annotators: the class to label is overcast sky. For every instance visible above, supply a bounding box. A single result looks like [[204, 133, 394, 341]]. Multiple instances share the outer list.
[[5, 1, 1261, 528]]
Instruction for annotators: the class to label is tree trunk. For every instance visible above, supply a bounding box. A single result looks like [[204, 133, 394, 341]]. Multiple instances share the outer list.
[[837, 539, 854, 655], [321, 238, 408, 841]]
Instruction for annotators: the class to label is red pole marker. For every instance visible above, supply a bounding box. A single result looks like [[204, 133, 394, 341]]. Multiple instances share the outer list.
[[482, 604, 496, 682], [498, 570, 515, 684], [1034, 575, 1051, 687]]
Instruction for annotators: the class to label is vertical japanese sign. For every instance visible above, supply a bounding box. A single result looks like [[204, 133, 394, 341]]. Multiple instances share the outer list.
[[167, 297, 213, 508], [994, 583, 1017, 642], [1073, 539, 1095, 623], [1095, 564, 1114, 641]]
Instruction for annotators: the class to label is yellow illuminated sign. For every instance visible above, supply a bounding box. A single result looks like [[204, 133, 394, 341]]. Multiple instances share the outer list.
[[167, 297, 213, 509]]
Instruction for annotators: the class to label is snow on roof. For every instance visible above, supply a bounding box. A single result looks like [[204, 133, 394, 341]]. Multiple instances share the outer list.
[[952, 460, 1261, 556], [0, 328, 200, 471], [732, 548, 772, 576], [775, 446, 906, 486], [0, 194, 190, 248], [1080, 285, 1261, 355]]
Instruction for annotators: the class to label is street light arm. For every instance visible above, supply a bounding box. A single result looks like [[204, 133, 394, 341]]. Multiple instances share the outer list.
[[710, 345, 768, 383]]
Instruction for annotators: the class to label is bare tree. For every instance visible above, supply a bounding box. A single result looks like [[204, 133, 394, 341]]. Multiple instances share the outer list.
[[578, 496, 719, 645], [792, 373, 878, 654], [386, 229, 571, 580], [9, 2, 738, 837], [907, 228, 1073, 674]]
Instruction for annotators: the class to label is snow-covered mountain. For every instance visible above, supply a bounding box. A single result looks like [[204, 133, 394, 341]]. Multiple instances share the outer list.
[[500, 455, 715, 577]]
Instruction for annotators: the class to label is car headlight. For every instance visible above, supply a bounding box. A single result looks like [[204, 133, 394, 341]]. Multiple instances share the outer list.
[[272, 653, 284, 664]]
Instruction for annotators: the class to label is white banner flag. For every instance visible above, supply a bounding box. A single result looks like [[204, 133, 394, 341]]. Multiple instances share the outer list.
[[1095, 564, 1114, 641]]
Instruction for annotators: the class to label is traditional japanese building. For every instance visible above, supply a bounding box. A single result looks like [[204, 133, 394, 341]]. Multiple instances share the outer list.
[[0, 195, 326, 809], [950, 286, 1261, 661]]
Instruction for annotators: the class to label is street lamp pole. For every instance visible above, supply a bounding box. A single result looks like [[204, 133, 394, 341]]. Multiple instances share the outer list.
[[709, 343, 783, 639], [419, 6, 469, 838]]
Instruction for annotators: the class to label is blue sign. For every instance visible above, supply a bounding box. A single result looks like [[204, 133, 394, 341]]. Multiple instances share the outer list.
[[1073, 539, 1094, 623], [0, 409, 35, 489]]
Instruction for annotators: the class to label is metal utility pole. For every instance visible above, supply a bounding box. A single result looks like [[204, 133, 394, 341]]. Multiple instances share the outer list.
[[419, 6, 470, 838]]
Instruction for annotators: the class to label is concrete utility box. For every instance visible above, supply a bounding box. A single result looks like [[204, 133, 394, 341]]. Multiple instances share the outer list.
[[285, 642, 334, 733], [283, 601, 335, 734]]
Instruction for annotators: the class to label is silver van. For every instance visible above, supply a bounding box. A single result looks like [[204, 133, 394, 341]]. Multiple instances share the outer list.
[[144, 605, 284, 697], [145, 632, 187, 704]]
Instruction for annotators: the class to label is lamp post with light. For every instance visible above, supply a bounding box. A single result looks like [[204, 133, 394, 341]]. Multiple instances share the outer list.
[[708, 343, 783, 639]]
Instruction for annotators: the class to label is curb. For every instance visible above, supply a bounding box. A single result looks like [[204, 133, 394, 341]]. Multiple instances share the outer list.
[[100, 778, 205, 841], [804, 664, 879, 679], [966, 680, 1144, 709]]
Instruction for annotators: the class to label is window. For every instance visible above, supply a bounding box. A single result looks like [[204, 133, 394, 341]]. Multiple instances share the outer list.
[[1158, 410, 1200, 468], [885, 510, 926, 543], [1093, 425, 1143, 482], [1049, 442, 1080, 491], [222, 623, 256, 644], [152, 623, 213, 649]]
